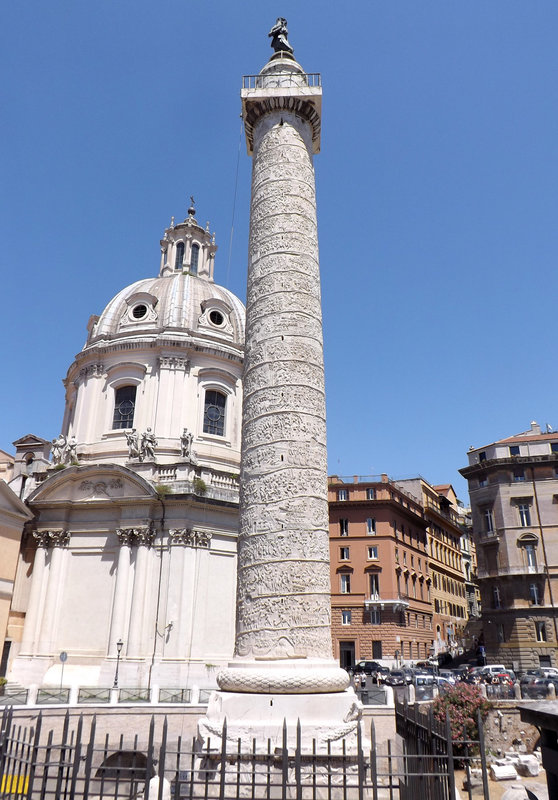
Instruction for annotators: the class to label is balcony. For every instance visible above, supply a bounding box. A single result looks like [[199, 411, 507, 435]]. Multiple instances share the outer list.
[[477, 528, 500, 544], [364, 594, 410, 611], [242, 72, 321, 90], [477, 564, 546, 579]]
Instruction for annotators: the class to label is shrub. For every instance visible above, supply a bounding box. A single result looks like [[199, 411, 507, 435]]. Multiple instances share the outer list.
[[193, 477, 207, 495], [433, 683, 492, 746], [154, 483, 173, 496]]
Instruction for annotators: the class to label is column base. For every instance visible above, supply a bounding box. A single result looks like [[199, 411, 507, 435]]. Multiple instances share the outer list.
[[217, 658, 350, 694], [198, 688, 362, 753]]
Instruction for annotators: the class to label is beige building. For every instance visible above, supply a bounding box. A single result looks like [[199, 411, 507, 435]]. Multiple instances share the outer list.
[[460, 421, 558, 670], [397, 479, 469, 658], [0, 482, 33, 676]]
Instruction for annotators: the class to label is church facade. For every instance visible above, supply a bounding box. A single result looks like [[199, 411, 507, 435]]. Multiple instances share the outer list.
[[5, 205, 245, 690]]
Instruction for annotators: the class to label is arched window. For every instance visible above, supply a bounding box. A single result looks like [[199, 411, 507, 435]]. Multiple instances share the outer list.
[[113, 385, 136, 429], [175, 242, 185, 270], [190, 243, 199, 275], [203, 390, 226, 436]]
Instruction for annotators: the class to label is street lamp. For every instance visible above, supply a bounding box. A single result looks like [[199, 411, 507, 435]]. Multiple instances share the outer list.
[[113, 639, 123, 688]]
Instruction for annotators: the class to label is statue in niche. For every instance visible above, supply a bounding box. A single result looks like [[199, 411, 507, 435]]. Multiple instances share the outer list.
[[268, 18, 294, 55], [140, 428, 157, 461], [125, 428, 140, 459], [180, 428, 197, 464], [51, 434, 66, 465]]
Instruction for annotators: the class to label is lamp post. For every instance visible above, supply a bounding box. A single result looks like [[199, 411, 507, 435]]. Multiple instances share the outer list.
[[113, 639, 123, 689]]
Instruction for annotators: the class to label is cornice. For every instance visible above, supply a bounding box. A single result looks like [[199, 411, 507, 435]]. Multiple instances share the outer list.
[[460, 452, 558, 478]]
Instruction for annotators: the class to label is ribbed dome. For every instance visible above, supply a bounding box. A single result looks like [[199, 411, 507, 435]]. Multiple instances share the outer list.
[[85, 273, 245, 349]]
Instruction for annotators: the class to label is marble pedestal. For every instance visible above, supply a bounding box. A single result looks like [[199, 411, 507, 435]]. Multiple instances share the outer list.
[[198, 688, 362, 753]]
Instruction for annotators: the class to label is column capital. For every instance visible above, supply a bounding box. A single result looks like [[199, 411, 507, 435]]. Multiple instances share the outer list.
[[134, 523, 155, 547], [116, 528, 135, 547], [34, 529, 69, 548], [49, 530, 70, 547], [169, 528, 212, 548], [169, 528, 194, 546], [193, 529, 212, 548], [33, 530, 51, 549]]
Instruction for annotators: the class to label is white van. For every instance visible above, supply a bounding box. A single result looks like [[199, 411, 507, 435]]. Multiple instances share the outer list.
[[482, 664, 507, 676]]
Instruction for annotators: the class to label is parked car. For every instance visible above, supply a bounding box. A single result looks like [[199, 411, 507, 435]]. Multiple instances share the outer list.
[[462, 667, 486, 684], [482, 664, 507, 677], [519, 669, 542, 684], [414, 672, 434, 686], [540, 667, 558, 680], [521, 674, 555, 699], [353, 661, 382, 676], [434, 676, 453, 692], [439, 670, 457, 684], [373, 666, 391, 683], [481, 667, 516, 684], [384, 670, 407, 687], [401, 668, 414, 684]]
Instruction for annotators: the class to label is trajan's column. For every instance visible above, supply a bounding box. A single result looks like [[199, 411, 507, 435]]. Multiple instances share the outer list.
[[200, 21, 359, 749]]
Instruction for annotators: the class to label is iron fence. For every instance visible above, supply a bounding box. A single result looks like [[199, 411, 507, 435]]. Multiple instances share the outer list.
[[0, 702, 489, 799]]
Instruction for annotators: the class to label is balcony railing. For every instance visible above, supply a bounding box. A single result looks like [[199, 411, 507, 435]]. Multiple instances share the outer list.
[[477, 528, 500, 542], [364, 594, 410, 611], [477, 564, 546, 579], [242, 72, 321, 90]]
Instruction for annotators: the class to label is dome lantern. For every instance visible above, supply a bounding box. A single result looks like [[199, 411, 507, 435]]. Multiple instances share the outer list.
[[159, 201, 217, 280]]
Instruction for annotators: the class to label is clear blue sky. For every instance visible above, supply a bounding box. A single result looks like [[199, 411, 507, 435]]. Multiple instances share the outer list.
[[2, 2, 557, 500]]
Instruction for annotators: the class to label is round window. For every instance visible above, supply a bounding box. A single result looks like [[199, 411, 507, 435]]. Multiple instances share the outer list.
[[209, 310, 224, 326], [206, 404, 224, 422], [132, 304, 148, 320]]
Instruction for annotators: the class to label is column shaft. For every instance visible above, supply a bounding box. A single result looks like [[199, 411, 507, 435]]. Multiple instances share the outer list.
[[127, 541, 150, 657], [236, 108, 332, 660], [108, 533, 132, 656], [19, 539, 48, 655], [37, 534, 68, 654]]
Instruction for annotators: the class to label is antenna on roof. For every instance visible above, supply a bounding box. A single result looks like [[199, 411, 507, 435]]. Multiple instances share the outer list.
[[546, 423, 554, 433]]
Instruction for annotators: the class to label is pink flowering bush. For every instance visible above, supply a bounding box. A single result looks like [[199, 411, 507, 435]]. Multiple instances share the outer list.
[[432, 683, 492, 746]]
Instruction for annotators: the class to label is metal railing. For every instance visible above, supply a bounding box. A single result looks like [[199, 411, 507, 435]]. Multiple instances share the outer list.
[[36, 689, 70, 705], [158, 688, 191, 704], [477, 563, 546, 578], [77, 688, 110, 704], [118, 688, 150, 704], [0, 688, 28, 706], [242, 72, 321, 89]]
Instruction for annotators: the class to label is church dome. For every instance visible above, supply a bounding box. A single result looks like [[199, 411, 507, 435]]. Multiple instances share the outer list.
[[61, 208, 245, 473], [86, 272, 245, 350]]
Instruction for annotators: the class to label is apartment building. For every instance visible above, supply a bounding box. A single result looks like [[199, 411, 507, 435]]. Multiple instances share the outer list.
[[460, 421, 558, 670], [328, 475, 432, 668], [397, 480, 470, 658]]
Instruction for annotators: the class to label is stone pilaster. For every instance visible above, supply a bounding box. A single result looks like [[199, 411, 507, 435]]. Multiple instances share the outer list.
[[19, 532, 50, 655], [127, 523, 155, 657], [108, 528, 133, 656], [37, 530, 69, 654]]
